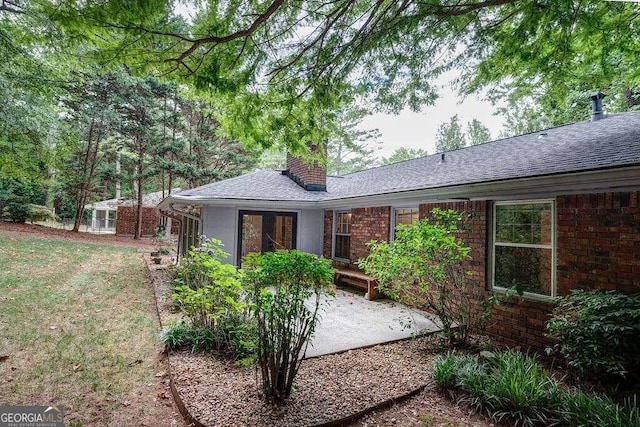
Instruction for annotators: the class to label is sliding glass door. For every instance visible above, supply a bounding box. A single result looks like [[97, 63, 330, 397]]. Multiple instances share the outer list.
[[238, 210, 297, 264]]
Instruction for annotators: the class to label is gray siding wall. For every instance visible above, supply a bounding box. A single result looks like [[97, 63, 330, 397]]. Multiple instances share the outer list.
[[201, 206, 237, 264], [297, 209, 324, 256], [201, 206, 324, 266]]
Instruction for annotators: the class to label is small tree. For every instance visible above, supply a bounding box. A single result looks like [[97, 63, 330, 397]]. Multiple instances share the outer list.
[[359, 208, 494, 346], [243, 250, 334, 403]]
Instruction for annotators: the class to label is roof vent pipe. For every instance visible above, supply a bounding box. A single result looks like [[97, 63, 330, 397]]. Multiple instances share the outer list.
[[589, 92, 606, 122]]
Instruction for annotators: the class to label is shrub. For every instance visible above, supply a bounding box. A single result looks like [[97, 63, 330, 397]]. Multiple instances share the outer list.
[[359, 208, 497, 346], [2, 202, 31, 223], [243, 250, 334, 403], [434, 351, 562, 426], [168, 237, 236, 291], [169, 237, 256, 360], [1, 203, 57, 223], [562, 390, 640, 427], [433, 353, 479, 389], [26, 204, 58, 222], [546, 290, 640, 380], [487, 351, 563, 426], [0, 178, 46, 223]]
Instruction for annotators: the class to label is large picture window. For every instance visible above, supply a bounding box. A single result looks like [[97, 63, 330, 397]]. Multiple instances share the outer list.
[[492, 200, 555, 298], [334, 211, 352, 260]]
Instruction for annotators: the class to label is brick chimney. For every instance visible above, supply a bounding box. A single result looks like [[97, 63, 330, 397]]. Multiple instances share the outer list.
[[284, 142, 327, 191]]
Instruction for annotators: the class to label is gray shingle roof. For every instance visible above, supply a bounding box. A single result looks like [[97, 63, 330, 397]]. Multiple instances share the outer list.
[[168, 112, 640, 204], [87, 189, 182, 210], [176, 169, 328, 202], [329, 112, 640, 199]]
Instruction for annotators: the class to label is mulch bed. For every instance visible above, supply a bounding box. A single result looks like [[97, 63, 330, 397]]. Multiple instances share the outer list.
[[147, 259, 490, 427]]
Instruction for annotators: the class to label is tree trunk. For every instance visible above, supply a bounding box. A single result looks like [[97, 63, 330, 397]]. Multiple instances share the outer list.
[[134, 152, 143, 239], [72, 188, 88, 232], [115, 150, 121, 199], [134, 176, 143, 240], [623, 88, 640, 109], [72, 119, 99, 232]]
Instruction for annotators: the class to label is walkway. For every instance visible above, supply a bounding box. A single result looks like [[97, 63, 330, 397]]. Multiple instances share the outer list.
[[305, 288, 440, 358]]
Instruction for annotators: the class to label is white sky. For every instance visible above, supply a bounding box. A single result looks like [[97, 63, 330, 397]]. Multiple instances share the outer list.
[[359, 71, 506, 157]]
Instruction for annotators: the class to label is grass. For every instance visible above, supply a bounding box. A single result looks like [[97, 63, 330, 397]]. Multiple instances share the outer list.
[[0, 230, 169, 425]]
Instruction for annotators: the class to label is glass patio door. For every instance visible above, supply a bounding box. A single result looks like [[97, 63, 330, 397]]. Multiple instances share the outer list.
[[238, 211, 297, 264]]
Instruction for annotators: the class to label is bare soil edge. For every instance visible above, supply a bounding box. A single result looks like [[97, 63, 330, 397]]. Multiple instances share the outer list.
[[145, 259, 196, 427], [313, 383, 431, 427], [143, 257, 440, 427]]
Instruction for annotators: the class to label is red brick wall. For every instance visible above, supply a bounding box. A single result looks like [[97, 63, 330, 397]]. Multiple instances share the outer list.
[[350, 207, 391, 264], [116, 206, 161, 236], [489, 298, 555, 350], [420, 192, 640, 350], [420, 201, 554, 349], [322, 192, 639, 350], [556, 191, 640, 295], [323, 210, 333, 258]]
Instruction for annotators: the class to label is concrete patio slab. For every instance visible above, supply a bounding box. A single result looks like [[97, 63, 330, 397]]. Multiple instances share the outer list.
[[304, 288, 440, 358]]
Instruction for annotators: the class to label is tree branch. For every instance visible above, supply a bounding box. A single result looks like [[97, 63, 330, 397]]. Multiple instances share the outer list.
[[419, 0, 519, 17], [165, 0, 286, 64], [0, 0, 25, 14]]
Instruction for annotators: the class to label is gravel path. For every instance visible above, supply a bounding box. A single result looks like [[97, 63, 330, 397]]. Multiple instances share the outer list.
[[171, 338, 433, 426]]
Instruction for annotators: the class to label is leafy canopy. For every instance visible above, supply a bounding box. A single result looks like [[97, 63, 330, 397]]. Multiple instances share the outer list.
[[22, 0, 639, 149]]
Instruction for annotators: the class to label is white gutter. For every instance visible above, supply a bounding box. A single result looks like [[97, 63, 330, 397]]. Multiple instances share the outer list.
[[165, 196, 321, 210]]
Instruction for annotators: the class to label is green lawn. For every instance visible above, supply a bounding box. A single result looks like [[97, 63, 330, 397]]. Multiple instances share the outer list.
[[0, 230, 174, 426]]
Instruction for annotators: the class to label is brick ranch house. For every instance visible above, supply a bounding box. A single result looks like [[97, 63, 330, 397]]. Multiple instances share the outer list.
[[85, 189, 180, 236], [157, 105, 640, 350]]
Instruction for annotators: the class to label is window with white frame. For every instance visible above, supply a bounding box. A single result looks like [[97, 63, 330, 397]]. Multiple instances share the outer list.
[[492, 200, 555, 298], [334, 211, 352, 260], [392, 207, 419, 239]]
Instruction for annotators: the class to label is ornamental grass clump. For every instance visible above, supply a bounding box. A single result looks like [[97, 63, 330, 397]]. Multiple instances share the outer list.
[[243, 250, 334, 403], [434, 351, 562, 426], [434, 350, 640, 426], [562, 390, 640, 427]]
